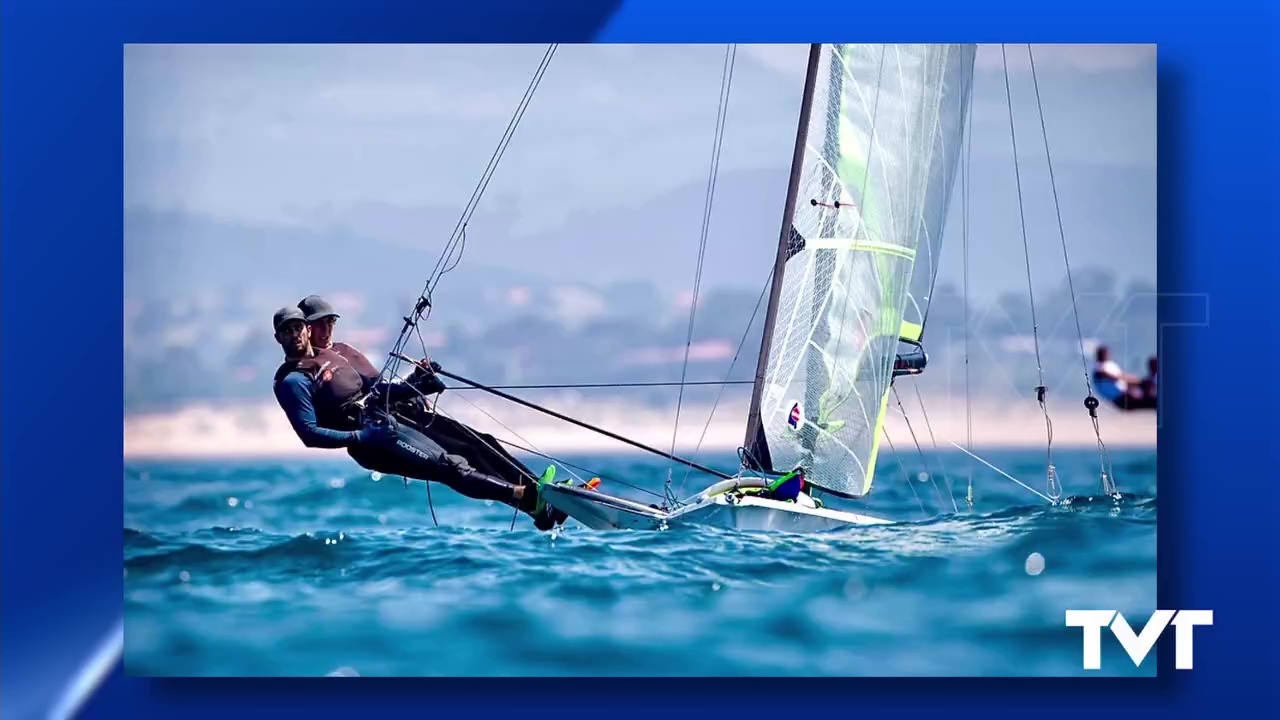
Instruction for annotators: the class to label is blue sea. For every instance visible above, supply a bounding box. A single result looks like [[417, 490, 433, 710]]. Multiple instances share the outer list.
[[124, 447, 1157, 677]]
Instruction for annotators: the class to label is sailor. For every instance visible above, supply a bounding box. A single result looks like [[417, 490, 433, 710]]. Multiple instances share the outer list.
[[1141, 356, 1157, 402], [297, 294, 383, 380], [1092, 345, 1155, 411], [298, 293, 446, 421], [269, 306, 566, 530]]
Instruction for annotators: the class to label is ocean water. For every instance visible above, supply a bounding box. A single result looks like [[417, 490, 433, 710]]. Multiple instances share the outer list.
[[124, 446, 1157, 677]]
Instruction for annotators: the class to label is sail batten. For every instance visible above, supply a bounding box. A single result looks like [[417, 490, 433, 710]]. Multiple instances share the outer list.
[[747, 43, 977, 499]]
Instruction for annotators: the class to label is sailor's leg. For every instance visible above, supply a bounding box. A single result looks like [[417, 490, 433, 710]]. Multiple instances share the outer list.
[[1130, 392, 1157, 410], [392, 422, 533, 505], [349, 411, 566, 529]]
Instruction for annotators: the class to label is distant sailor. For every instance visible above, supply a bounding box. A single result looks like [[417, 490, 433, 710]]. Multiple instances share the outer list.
[[1141, 356, 1157, 402], [269, 306, 567, 530], [1092, 345, 1155, 411]]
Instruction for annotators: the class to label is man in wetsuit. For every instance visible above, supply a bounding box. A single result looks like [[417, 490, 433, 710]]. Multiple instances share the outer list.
[[295, 294, 542, 485], [269, 306, 566, 530]]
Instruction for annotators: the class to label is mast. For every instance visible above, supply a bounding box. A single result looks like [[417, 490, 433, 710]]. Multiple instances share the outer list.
[[742, 44, 822, 453]]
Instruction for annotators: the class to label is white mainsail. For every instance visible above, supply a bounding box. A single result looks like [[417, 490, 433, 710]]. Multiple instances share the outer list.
[[747, 44, 977, 499]]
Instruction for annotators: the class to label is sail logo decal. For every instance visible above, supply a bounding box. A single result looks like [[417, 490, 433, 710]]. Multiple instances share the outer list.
[[788, 402, 804, 430]]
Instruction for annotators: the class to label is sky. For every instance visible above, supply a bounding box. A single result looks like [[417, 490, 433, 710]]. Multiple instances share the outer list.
[[124, 43, 1156, 301]]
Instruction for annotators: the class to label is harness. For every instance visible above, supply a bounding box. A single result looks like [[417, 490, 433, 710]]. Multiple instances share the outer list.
[[273, 346, 370, 429]]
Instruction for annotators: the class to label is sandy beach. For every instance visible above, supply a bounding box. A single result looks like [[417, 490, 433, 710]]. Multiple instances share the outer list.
[[124, 393, 1157, 460]]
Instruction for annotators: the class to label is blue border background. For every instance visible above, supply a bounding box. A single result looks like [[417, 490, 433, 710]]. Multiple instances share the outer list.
[[2, 0, 1278, 716]]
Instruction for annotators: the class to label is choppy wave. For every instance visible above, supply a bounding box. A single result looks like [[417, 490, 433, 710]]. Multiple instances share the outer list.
[[124, 448, 1157, 677]]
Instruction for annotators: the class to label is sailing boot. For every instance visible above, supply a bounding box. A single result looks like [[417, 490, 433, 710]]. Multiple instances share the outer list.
[[531, 465, 569, 531]]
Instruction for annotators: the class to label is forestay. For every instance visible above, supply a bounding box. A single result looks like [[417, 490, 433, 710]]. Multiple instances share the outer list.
[[750, 44, 976, 499]]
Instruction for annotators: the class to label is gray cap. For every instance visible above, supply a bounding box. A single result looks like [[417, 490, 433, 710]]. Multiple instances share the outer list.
[[298, 295, 340, 322], [273, 306, 306, 331]]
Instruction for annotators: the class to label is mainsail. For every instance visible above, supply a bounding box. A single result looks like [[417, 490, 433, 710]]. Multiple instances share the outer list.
[[744, 43, 977, 499]]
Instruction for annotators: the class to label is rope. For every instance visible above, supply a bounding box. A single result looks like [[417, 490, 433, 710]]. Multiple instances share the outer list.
[[912, 383, 958, 513], [1001, 44, 1060, 502], [946, 441, 1056, 504], [437, 385, 649, 498], [665, 43, 737, 506], [428, 365, 733, 479], [676, 264, 774, 500], [441, 380, 754, 392], [429, 393, 576, 531], [379, 369, 547, 529], [892, 387, 948, 511], [961, 47, 975, 511], [883, 428, 929, 519], [424, 480, 439, 528], [1026, 44, 1117, 496], [494, 436, 667, 501]]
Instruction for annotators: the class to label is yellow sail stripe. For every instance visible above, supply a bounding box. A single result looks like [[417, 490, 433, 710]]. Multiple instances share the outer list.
[[806, 238, 917, 261]]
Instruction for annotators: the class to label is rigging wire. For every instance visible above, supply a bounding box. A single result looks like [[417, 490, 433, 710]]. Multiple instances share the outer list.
[[1001, 44, 1061, 503], [429, 391, 585, 531], [946, 440, 1055, 504], [892, 387, 949, 511], [664, 43, 737, 507], [438, 379, 754, 392], [912, 383, 959, 513], [379, 44, 559, 388], [961, 47, 976, 511], [374, 366, 547, 529], [883, 428, 929, 519], [676, 264, 774, 500], [422, 46, 557, 297], [494, 436, 667, 501], [438, 378, 679, 517], [1026, 44, 1117, 496], [887, 399, 1055, 506]]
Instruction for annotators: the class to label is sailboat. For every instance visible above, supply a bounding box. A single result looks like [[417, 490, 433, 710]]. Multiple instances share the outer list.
[[537, 43, 978, 531], [380, 42, 1113, 531]]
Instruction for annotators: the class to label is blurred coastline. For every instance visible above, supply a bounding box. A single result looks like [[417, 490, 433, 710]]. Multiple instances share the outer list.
[[125, 393, 1156, 460]]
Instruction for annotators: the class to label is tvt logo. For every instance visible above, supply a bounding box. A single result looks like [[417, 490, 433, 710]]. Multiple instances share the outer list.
[[1066, 610, 1213, 670]]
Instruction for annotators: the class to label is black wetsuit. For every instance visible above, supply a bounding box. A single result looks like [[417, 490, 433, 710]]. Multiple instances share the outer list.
[[1090, 367, 1157, 411], [1112, 391, 1157, 411], [272, 347, 554, 524], [350, 406, 545, 515]]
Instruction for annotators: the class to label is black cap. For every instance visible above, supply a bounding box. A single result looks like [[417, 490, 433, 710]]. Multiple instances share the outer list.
[[298, 295, 340, 322], [273, 306, 306, 331]]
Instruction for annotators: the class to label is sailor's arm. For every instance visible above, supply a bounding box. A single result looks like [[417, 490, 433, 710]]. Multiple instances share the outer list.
[[371, 379, 420, 403], [409, 358, 447, 395], [274, 373, 364, 449]]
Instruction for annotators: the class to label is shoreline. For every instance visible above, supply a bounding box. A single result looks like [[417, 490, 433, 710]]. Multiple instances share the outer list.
[[124, 395, 1158, 461]]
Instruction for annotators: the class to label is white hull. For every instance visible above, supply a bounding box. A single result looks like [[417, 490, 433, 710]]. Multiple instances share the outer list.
[[540, 478, 892, 533]]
